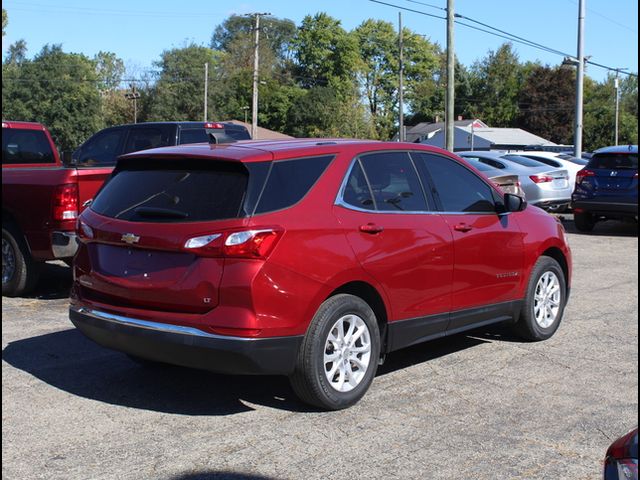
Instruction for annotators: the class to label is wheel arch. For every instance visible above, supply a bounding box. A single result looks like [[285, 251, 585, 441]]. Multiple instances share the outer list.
[[541, 246, 571, 299], [327, 281, 390, 352]]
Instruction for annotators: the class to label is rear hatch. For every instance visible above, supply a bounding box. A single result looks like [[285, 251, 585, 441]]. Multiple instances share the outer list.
[[581, 152, 638, 196], [76, 157, 265, 313]]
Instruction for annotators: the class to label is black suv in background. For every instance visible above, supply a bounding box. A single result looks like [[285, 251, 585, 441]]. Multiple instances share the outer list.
[[71, 122, 251, 166], [571, 145, 638, 232]]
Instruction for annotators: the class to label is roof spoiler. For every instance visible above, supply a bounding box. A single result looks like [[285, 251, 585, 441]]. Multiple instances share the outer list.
[[208, 132, 237, 145]]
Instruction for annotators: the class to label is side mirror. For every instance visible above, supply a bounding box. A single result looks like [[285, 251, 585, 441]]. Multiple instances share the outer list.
[[503, 193, 527, 213]]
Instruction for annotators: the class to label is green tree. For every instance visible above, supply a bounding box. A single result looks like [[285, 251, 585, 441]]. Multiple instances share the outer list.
[[469, 43, 524, 126], [2, 44, 102, 150], [353, 19, 398, 138], [292, 13, 359, 91], [5, 39, 27, 65], [2, 8, 7, 37], [517, 66, 575, 144], [94, 51, 125, 92], [147, 43, 221, 122], [211, 15, 296, 65]]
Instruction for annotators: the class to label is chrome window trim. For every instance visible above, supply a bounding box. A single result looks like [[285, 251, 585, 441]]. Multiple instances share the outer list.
[[71, 306, 263, 342], [334, 150, 432, 215], [335, 150, 503, 216]]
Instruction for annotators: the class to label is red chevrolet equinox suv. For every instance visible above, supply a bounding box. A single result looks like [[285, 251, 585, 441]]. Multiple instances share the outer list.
[[69, 139, 572, 410]]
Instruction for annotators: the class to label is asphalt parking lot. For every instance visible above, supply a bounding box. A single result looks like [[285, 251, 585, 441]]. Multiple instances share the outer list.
[[2, 216, 638, 480]]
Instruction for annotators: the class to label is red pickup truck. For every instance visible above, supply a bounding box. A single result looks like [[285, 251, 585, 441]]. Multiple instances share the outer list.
[[2, 121, 113, 296]]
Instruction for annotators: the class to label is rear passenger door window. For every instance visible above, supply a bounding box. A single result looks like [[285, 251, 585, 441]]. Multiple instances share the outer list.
[[415, 153, 496, 213], [358, 152, 429, 212]]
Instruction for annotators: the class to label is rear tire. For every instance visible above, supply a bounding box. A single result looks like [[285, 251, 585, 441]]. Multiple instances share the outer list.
[[2, 225, 41, 297], [513, 256, 566, 341], [574, 211, 595, 232], [290, 294, 380, 410]]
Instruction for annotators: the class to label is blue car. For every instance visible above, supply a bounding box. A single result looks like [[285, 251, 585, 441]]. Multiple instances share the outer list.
[[571, 145, 638, 232]]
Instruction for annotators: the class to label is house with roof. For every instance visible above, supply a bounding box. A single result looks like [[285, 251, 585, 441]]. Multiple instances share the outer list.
[[397, 118, 557, 151]]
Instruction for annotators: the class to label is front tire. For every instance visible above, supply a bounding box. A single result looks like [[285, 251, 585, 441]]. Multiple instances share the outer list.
[[290, 294, 381, 410], [574, 211, 595, 232], [2, 225, 41, 297], [514, 256, 567, 341]]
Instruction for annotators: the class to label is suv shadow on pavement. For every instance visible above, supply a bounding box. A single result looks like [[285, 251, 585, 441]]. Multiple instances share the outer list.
[[3, 326, 490, 415]]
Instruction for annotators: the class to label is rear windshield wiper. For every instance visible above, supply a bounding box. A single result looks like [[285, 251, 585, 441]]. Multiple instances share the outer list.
[[133, 207, 189, 219]]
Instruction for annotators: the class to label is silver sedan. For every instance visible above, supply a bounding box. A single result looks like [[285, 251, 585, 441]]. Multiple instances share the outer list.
[[458, 151, 573, 211]]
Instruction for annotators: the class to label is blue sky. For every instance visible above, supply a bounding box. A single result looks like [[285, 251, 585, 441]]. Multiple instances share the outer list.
[[2, 0, 637, 83]]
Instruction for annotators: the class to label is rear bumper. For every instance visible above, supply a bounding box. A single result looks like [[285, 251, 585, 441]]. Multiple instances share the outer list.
[[571, 200, 638, 217], [52, 231, 78, 258], [69, 306, 303, 375]]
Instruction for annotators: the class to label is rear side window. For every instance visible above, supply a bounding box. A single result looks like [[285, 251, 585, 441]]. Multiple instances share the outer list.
[[254, 156, 333, 214], [416, 153, 496, 213], [2, 128, 55, 164], [91, 160, 249, 223], [588, 153, 638, 170], [178, 127, 251, 145], [520, 155, 562, 168], [502, 155, 547, 168], [123, 127, 173, 154], [225, 127, 251, 141]]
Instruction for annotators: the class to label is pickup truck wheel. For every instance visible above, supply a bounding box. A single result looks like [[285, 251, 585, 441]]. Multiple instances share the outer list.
[[574, 211, 595, 232], [290, 294, 380, 410], [513, 256, 566, 341], [2, 226, 41, 297]]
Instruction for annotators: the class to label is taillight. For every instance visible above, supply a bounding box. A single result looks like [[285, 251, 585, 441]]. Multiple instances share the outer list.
[[184, 228, 283, 259], [204, 122, 225, 129], [529, 174, 554, 184], [576, 169, 596, 184], [53, 184, 79, 221]]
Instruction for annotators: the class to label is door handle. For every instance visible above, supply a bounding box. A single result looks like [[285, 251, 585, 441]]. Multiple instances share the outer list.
[[454, 223, 473, 233], [359, 223, 384, 234]]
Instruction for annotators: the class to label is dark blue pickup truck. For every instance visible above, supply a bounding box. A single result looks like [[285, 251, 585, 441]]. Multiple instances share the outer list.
[[571, 145, 638, 232]]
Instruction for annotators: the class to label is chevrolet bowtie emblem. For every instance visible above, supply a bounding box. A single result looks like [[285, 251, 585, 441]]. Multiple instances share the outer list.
[[121, 233, 140, 244]]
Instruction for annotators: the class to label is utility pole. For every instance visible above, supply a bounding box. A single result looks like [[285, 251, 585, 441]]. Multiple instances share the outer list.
[[573, 0, 585, 158], [204, 62, 209, 122], [445, 0, 455, 152], [614, 68, 628, 146], [398, 12, 405, 142], [124, 83, 141, 124], [247, 12, 270, 140]]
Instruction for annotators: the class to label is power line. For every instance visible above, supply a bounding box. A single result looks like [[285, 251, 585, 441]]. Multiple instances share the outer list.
[[368, 0, 638, 78], [564, 0, 637, 34]]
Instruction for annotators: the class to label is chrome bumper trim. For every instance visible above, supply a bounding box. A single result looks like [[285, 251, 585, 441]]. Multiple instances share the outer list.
[[70, 306, 257, 342]]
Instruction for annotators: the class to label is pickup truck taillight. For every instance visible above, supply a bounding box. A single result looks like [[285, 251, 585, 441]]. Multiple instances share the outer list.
[[53, 184, 79, 221]]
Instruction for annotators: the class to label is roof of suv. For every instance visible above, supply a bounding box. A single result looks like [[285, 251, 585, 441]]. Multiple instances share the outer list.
[[120, 139, 389, 163], [593, 145, 638, 155]]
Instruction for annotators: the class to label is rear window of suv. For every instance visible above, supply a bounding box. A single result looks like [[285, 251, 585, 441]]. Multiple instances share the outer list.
[[588, 153, 638, 170], [91, 155, 333, 222], [2, 128, 56, 165]]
